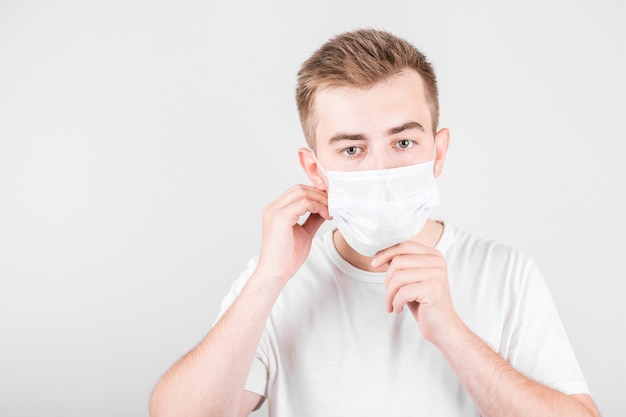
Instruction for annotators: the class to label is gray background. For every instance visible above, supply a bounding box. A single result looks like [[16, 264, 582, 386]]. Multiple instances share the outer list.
[[1, 1, 624, 416]]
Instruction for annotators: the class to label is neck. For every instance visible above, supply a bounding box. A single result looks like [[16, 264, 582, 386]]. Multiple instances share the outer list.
[[332, 220, 444, 273]]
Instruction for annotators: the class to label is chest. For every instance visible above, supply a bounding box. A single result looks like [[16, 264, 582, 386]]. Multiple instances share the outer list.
[[265, 279, 478, 416]]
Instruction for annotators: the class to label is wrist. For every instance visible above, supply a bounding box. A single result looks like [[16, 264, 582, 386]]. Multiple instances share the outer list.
[[431, 315, 473, 352], [243, 267, 289, 301]]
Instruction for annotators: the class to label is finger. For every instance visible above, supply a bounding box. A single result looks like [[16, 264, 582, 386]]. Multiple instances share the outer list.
[[275, 185, 328, 210], [301, 212, 326, 236], [385, 268, 421, 312], [392, 276, 447, 315], [275, 198, 331, 226], [265, 186, 329, 218], [371, 240, 437, 268], [391, 282, 430, 314], [385, 267, 439, 312], [383, 253, 442, 288], [272, 188, 331, 222]]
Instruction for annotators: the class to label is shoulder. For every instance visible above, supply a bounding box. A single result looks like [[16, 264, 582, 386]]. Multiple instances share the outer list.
[[439, 222, 543, 290], [440, 222, 534, 264]]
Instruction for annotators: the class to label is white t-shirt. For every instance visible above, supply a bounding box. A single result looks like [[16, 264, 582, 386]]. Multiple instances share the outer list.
[[215, 223, 589, 416]]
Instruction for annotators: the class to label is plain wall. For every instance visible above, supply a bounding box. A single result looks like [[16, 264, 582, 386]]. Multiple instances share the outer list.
[[1, 1, 624, 416]]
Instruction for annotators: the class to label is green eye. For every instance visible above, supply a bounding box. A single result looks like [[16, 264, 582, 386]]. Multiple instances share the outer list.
[[345, 146, 359, 155]]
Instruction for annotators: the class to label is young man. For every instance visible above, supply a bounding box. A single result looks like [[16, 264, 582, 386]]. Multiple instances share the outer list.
[[150, 29, 600, 417]]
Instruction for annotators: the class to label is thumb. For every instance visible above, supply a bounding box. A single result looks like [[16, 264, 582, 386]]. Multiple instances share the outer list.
[[302, 212, 326, 236]]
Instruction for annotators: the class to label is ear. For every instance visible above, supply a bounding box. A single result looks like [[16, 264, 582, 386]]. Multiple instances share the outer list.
[[298, 147, 327, 191], [433, 128, 450, 178]]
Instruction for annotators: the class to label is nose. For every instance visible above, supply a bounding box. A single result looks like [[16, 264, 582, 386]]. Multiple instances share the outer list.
[[367, 149, 397, 170]]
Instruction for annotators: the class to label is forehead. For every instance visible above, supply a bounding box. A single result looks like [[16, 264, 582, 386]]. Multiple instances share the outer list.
[[312, 70, 432, 143]]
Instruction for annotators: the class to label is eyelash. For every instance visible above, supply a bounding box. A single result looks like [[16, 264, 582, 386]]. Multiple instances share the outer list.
[[339, 146, 363, 158], [338, 139, 417, 159], [395, 139, 416, 149]]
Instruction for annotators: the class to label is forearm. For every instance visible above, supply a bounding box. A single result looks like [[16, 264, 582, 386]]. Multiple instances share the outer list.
[[149, 274, 285, 417], [438, 324, 597, 417]]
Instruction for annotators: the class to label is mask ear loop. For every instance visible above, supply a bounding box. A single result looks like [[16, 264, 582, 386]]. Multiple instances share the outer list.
[[310, 149, 329, 178]]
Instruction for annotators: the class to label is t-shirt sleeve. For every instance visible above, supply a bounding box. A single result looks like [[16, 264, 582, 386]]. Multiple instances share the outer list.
[[211, 257, 270, 399], [506, 256, 590, 395], [245, 355, 269, 398]]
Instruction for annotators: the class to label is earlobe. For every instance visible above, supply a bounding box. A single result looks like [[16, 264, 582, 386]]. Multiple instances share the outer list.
[[298, 147, 327, 190], [433, 128, 450, 178]]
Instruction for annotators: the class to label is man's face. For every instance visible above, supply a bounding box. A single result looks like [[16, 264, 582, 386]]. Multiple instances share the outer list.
[[313, 69, 437, 175]]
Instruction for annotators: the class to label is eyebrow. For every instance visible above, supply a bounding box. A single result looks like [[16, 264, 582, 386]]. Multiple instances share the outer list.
[[327, 121, 425, 144], [327, 133, 367, 144], [386, 121, 425, 135]]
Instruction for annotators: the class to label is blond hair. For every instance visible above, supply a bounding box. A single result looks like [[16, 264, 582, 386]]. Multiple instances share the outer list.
[[296, 28, 439, 150]]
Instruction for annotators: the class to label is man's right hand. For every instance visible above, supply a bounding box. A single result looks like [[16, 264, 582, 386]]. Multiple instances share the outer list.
[[255, 184, 331, 285], [150, 185, 330, 417]]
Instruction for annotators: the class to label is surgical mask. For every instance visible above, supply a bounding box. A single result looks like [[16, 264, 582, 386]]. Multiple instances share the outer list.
[[318, 155, 439, 257]]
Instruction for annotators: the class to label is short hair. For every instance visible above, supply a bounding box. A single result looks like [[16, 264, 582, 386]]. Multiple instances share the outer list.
[[296, 28, 439, 150]]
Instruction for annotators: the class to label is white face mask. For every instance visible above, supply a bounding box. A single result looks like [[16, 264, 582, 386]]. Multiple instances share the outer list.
[[318, 156, 439, 257]]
